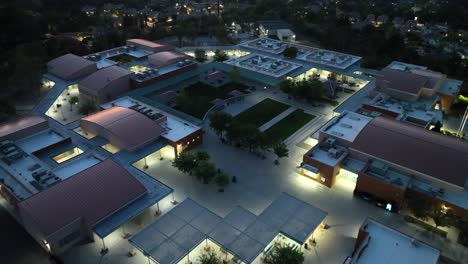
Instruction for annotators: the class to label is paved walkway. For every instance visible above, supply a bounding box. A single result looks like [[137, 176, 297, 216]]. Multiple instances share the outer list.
[[258, 106, 297, 132]]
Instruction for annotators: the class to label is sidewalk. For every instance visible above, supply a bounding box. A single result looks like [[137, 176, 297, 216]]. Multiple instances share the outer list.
[[259, 106, 297, 132]]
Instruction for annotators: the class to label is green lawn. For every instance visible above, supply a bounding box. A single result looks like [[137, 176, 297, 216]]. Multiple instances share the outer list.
[[174, 82, 248, 119], [263, 109, 315, 143], [234, 98, 290, 127]]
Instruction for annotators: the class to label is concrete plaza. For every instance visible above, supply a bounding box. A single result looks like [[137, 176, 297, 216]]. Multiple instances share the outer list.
[[58, 82, 468, 264]]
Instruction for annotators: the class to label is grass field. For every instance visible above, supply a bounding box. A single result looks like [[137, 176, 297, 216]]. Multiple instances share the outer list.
[[174, 82, 248, 119], [233, 98, 290, 127], [263, 109, 315, 143]]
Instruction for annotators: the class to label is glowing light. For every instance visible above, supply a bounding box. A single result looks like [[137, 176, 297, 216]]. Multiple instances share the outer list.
[[386, 203, 392, 212]]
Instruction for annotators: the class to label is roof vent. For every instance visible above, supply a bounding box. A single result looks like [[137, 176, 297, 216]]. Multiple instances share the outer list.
[[340, 123, 352, 129], [324, 137, 336, 147], [349, 115, 361, 121], [331, 131, 344, 137]]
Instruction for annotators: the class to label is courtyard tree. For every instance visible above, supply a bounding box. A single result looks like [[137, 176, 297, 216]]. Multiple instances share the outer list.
[[172, 151, 198, 175], [405, 192, 432, 220], [69, 96, 79, 111], [195, 150, 210, 162], [215, 172, 230, 192], [273, 142, 289, 165], [265, 244, 304, 264], [172, 150, 210, 175], [282, 46, 298, 58], [280, 78, 295, 94], [305, 79, 324, 101], [194, 49, 207, 62], [78, 101, 96, 115], [432, 206, 453, 228], [213, 49, 229, 62], [209, 112, 233, 139], [193, 160, 217, 184], [198, 251, 221, 264]]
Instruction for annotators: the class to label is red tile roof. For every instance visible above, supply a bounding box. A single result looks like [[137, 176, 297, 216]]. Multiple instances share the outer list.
[[350, 117, 468, 188], [18, 159, 146, 236]]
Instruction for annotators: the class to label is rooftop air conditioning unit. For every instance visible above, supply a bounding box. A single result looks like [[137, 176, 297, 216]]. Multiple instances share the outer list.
[[328, 148, 338, 158], [340, 123, 352, 129]]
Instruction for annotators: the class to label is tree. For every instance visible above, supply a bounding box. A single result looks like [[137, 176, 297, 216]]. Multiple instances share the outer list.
[[172, 151, 198, 175], [213, 49, 228, 62], [198, 251, 221, 264], [282, 46, 298, 58], [78, 101, 96, 115], [431, 206, 452, 228], [193, 160, 217, 184], [194, 49, 207, 63], [195, 150, 210, 162], [228, 66, 241, 84], [215, 172, 230, 192], [405, 193, 432, 220], [265, 245, 304, 264], [273, 142, 289, 164], [209, 112, 233, 139], [172, 150, 210, 175], [69, 96, 79, 111], [280, 79, 295, 94]]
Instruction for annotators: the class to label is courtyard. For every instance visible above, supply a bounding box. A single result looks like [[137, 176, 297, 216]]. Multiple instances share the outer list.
[[45, 84, 88, 125], [173, 81, 249, 119]]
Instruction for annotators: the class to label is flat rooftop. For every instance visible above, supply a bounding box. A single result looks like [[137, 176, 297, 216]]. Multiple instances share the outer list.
[[363, 160, 411, 189], [101, 97, 201, 143], [386, 61, 427, 71], [240, 38, 288, 55], [362, 94, 442, 127], [130, 193, 327, 264], [439, 78, 463, 96], [351, 218, 439, 264], [52, 154, 102, 180], [239, 38, 361, 69], [225, 53, 302, 78], [307, 142, 348, 167], [124, 58, 195, 83], [15, 129, 66, 154], [321, 111, 372, 143]]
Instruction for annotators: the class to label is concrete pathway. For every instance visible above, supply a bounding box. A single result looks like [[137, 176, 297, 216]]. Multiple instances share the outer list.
[[258, 106, 297, 132]]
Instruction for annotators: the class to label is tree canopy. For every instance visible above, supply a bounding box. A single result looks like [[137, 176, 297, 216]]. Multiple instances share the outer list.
[[194, 49, 208, 63], [209, 112, 233, 138], [265, 245, 305, 264], [213, 50, 229, 62], [283, 46, 299, 58]]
